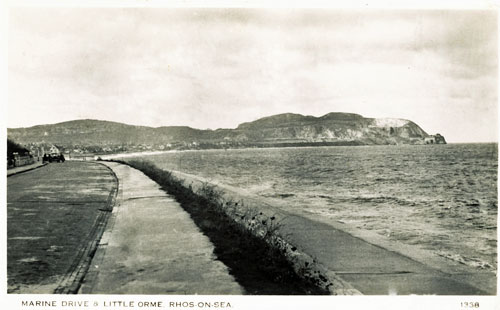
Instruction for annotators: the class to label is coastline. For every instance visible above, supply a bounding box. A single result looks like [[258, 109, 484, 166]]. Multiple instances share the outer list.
[[96, 142, 498, 161]]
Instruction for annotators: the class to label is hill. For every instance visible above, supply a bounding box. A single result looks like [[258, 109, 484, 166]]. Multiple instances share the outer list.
[[7, 113, 434, 153], [232, 113, 428, 145]]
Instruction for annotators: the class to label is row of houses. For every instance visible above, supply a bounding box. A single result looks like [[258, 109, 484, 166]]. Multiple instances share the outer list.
[[25, 144, 61, 158]]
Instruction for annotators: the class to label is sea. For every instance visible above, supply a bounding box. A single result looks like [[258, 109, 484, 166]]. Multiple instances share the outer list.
[[130, 143, 498, 272]]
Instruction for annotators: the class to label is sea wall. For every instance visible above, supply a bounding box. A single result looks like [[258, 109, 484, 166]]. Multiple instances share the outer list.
[[164, 170, 361, 295]]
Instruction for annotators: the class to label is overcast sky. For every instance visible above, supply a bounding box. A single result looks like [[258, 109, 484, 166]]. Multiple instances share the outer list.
[[8, 8, 498, 142]]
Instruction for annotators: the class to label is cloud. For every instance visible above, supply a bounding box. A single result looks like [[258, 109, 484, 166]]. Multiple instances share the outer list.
[[8, 8, 498, 142]]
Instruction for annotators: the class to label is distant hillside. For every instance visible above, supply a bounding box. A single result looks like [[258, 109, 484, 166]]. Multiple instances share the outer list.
[[7, 120, 203, 146], [7, 113, 433, 151]]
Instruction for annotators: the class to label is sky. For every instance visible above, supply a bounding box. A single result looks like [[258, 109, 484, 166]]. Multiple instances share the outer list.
[[7, 8, 498, 142]]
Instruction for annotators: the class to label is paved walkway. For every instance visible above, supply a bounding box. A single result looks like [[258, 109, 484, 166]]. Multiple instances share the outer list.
[[80, 162, 243, 294], [7, 161, 46, 177], [280, 216, 495, 295], [171, 170, 497, 295]]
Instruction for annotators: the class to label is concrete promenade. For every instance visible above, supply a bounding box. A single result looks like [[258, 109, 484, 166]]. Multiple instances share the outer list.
[[170, 170, 497, 295], [280, 215, 496, 295], [80, 162, 243, 294]]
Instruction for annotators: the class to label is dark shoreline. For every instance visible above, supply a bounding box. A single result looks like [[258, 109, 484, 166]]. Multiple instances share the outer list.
[[97, 142, 484, 161]]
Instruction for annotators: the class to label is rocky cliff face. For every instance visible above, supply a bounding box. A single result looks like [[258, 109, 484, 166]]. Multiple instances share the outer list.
[[424, 134, 447, 144], [231, 113, 429, 145], [7, 112, 432, 149]]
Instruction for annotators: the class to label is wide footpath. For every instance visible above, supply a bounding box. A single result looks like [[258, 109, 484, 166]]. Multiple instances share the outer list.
[[279, 215, 496, 295], [79, 162, 243, 294], [7, 161, 46, 177]]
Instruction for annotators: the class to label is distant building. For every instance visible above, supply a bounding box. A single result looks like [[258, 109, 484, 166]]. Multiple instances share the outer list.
[[48, 145, 60, 155]]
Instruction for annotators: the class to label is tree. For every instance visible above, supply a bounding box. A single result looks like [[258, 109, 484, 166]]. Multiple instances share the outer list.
[[7, 139, 29, 157]]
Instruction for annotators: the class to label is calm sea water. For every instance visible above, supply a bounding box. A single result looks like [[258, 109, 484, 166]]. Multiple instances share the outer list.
[[137, 144, 498, 271]]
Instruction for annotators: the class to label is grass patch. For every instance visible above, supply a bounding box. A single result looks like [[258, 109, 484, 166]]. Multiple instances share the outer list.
[[114, 159, 328, 295]]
